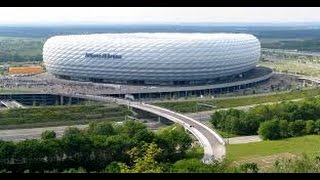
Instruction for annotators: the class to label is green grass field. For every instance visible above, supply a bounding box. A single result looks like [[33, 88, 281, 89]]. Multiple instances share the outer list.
[[0, 36, 45, 62], [260, 61, 320, 77], [227, 135, 320, 162], [152, 88, 320, 113], [0, 104, 130, 129], [0, 89, 29, 94]]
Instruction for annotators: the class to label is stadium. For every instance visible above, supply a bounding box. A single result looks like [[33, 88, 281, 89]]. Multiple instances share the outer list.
[[41, 33, 273, 99], [43, 33, 263, 85]]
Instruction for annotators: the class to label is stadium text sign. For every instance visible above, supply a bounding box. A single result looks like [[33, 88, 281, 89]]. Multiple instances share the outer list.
[[85, 53, 122, 59]]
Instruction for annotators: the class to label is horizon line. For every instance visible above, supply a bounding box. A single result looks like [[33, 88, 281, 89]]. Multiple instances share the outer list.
[[1, 21, 320, 27]]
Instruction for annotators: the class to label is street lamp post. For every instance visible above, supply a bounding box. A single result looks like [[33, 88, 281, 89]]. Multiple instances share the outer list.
[[196, 101, 198, 121]]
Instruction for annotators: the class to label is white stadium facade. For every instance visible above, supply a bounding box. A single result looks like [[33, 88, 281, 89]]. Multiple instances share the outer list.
[[43, 33, 273, 99], [43, 33, 263, 85]]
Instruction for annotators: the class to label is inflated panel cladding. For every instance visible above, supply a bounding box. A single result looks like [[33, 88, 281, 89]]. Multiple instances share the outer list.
[[43, 33, 261, 82]]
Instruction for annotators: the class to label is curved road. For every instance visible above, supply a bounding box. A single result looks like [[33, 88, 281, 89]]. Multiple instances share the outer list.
[[131, 102, 226, 163], [60, 93, 226, 163]]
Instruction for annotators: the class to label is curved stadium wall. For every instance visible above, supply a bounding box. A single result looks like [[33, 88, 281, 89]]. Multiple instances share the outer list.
[[43, 33, 261, 85]]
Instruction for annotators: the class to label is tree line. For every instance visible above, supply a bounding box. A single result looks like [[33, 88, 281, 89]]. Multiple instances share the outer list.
[[2, 119, 320, 173], [211, 97, 320, 139], [0, 121, 192, 173]]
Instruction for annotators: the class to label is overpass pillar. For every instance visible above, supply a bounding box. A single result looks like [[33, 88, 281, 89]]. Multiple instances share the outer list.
[[60, 95, 64, 105]]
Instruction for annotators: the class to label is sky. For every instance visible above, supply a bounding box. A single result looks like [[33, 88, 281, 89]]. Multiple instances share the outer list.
[[1, 7, 320, 25]]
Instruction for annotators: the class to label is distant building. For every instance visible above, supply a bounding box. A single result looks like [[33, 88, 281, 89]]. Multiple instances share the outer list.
[[8, 66, 44, 76]]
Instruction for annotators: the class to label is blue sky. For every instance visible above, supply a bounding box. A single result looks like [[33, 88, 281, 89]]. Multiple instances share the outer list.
[[1, 7, 320, 25]]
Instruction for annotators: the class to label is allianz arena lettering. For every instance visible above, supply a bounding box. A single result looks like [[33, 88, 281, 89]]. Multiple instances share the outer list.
[[85, 53, 122, 59]]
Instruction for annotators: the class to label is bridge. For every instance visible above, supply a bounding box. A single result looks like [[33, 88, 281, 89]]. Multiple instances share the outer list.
[[57, 93, 226, 163], [0, 100, 25, 109]]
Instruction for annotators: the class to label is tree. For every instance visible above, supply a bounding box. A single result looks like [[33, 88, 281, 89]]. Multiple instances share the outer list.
[[40, 139, 63, 170], [258, 119, 280, 140], [172, 158, 229, 173], [116, 121, 147, 138], [172, 158, 210, 173], [104, 161, 121, 173], [41, 130, 56, 140], [279, 120, 290, 138], [132, 129, 155, 144], [0, 141, 15, 170], [61, 128, 93, 171], [289, 120, 306, 137], [63, 127, 82, 138], [63, 167, 86, 173], [224, 116, 242, 135], [314, 119, 320, 134], [119, 143, 163, 173], [211, 111, 223, 127], [88, 122, 115, 136], [305, 120, 315, 135], [241, 114, 261, 135], [102, 135, 132, 164], [0, 121, 195, 173], [13, 139, 47, 172], [155, 125, 192, 162]]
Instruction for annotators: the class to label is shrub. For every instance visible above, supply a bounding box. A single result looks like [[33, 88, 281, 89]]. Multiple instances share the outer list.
[[41, 130, 56, 140], [314, 119, 320, 134], [289, 120, 306, 137], [279, 120, 290, 138], [305, 120, 315, 135], [239, 163, 259, 173], [258, 119, 280, 140]]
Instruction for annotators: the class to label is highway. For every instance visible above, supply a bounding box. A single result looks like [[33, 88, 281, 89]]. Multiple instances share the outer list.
[[0, 125, 87, 141], [0, 122, 161, 142], [0, 125, 260, 144]]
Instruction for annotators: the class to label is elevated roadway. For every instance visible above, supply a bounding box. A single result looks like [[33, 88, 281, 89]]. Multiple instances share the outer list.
[[0, 100, 25, 109], [57, 93, 226, 163]]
